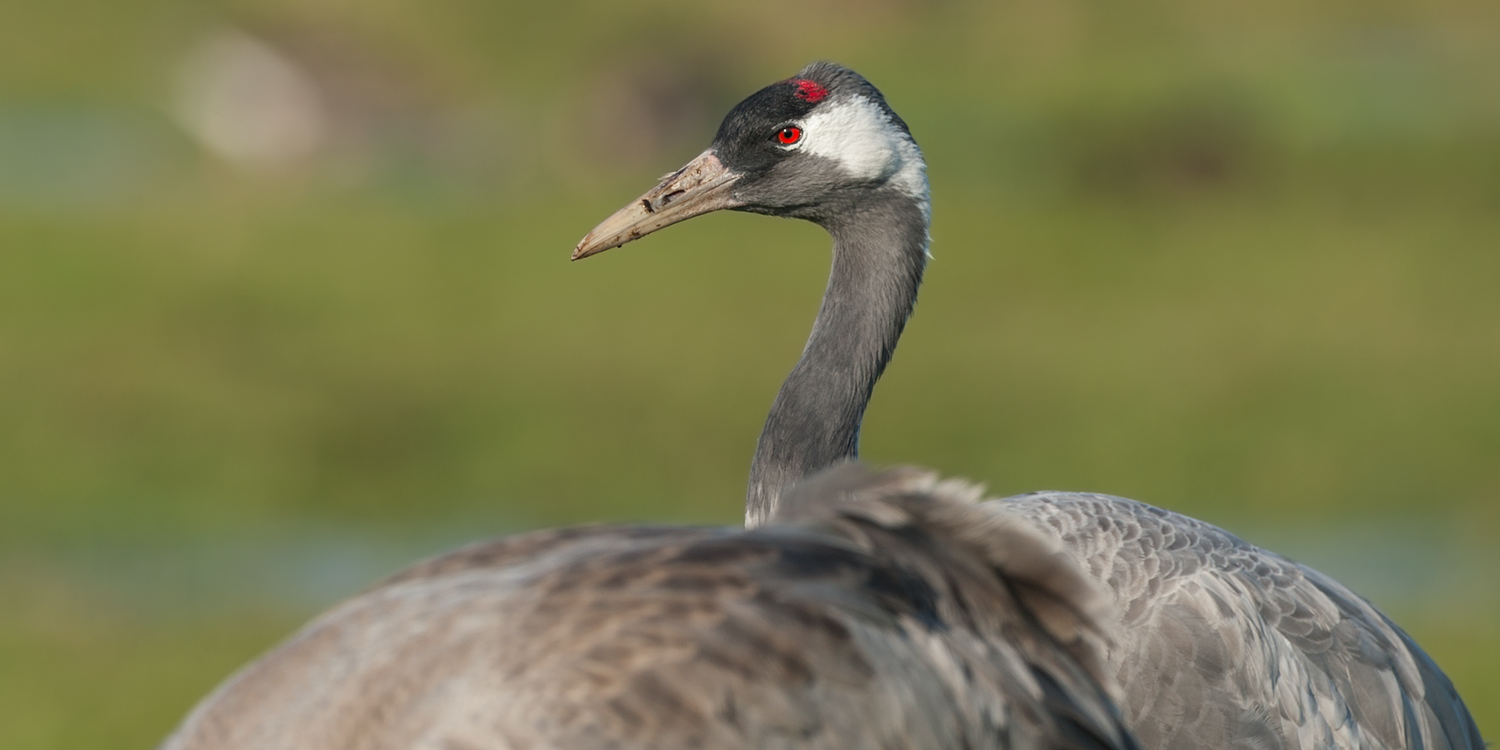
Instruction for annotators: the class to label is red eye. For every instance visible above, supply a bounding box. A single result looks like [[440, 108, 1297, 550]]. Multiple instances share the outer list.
[[777, 126, 802, 145]]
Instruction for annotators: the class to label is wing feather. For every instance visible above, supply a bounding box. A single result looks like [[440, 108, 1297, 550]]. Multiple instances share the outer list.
[[994, 492, 1483, 750], [164, 469, 1141, 750]]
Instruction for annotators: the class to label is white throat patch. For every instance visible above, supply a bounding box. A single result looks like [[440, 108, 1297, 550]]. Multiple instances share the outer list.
[[796, 95, 930, 215]]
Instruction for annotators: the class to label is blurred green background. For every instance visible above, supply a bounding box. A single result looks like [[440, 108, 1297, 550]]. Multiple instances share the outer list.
[[2, 0, 1497, 746]]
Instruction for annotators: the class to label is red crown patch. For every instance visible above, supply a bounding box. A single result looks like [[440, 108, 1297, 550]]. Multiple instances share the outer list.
[[792, 79, 828, 103]]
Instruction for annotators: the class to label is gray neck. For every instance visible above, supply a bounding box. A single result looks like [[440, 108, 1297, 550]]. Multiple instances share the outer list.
[[746, 193, 929, 526]]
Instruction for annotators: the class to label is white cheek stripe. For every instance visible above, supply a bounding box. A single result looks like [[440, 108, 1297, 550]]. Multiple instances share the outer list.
[[797, 95, 930, 216]]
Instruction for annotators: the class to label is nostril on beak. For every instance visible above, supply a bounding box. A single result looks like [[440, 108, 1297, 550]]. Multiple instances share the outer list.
[[661, 190, 686, 206]]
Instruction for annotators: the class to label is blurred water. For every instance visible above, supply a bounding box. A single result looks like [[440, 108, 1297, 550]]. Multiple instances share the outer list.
[[4, 521, 513, 616], [0, 107, 175, 211], [1239, 520, 1500, 619], [11, 513, 1494, 622]]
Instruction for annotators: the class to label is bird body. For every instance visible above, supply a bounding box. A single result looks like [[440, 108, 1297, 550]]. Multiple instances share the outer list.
[[573, 61, 1483, 750], [162, 466, 1139, 750], [1000, 491, 1478, 750]]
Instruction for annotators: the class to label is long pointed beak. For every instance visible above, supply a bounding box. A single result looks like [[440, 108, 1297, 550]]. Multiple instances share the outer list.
[[572, 150, 742, 260]]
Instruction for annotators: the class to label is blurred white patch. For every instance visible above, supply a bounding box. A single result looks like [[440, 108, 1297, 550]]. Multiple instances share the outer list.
[[172, 29, 328, 171]]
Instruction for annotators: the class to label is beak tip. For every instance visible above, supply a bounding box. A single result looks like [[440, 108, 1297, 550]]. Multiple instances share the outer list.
[[571, 235, 596, 261], [571, 241, 601, 261], [571, 151, 735, 264]]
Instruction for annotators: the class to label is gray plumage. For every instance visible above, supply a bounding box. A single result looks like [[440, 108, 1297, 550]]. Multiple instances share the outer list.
[[162, 465, 1140, 750], [1000, 493, 1481, 750], [572, 61, 1484, 750]]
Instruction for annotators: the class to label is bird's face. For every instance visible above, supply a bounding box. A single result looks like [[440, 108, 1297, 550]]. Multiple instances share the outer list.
[[574, 63, 927, 260]]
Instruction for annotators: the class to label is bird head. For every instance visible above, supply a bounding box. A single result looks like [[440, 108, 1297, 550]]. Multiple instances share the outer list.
[[573, 62, 928, 260]]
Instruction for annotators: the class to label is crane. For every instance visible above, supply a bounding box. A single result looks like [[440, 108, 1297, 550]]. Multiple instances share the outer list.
[[572, 60, 1484, 750], [163, 464, 1138, 750]]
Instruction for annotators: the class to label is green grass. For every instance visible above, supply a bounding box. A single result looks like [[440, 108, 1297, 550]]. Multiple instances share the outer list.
[[0, 567, 300, 749], [1, 0, 1498, 746]]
